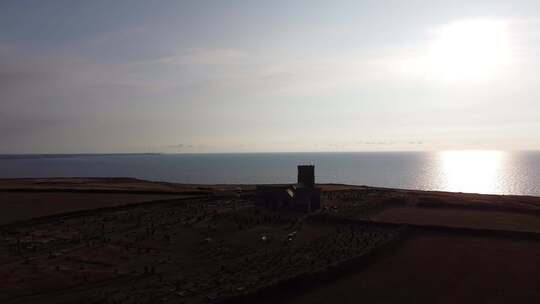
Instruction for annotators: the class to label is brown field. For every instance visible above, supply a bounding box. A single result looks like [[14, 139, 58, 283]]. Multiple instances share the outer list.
[[0, 192, 180, 225], [0, 177, 192, 193], [373, 206, 540, 233], [274, 232, 540, 304], [0, 178, 248, 226], [0, 177, 255, 193]]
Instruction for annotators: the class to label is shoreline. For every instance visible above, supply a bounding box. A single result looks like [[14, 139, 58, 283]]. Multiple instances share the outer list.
[[1, 177, 540, 226], [1, 176, 540, 197]]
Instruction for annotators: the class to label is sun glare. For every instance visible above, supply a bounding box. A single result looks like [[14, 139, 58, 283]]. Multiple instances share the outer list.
[[439, 150, 506, 194], [428, 19, 511, 81], [427, 19, 512, 82]]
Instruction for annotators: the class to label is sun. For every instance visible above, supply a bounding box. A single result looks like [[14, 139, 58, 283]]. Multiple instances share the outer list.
[[427, 19, 513, 82]]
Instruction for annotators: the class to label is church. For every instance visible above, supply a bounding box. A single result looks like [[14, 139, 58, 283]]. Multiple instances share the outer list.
[[255, 165, 321, 213]]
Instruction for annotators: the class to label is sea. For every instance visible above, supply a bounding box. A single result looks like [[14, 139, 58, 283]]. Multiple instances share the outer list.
[[1, 151, 540, 197]]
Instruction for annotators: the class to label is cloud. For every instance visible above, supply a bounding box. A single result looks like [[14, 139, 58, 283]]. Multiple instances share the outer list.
[[155, 48, 250, 66], [2, 13, 540, 153], [0, 110, 69, 144], [0, 43, 171, 105], [356, 140, 424, 146], [131, 46, 401, 100]]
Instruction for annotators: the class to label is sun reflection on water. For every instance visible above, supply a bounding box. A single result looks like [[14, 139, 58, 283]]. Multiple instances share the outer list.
[[438, 150, 506, 194]]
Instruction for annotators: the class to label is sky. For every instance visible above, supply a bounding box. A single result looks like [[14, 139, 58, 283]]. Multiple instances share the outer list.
[[1, 0, 540, 153]]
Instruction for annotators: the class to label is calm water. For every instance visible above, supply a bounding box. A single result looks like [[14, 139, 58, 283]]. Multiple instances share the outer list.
[[1, 151, 539, 196]]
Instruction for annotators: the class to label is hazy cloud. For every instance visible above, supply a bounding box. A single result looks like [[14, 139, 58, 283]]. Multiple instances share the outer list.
[[1, 2, 540, 153]]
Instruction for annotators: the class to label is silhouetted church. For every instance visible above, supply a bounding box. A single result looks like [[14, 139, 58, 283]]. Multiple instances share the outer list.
[[256, 165, 321, 212]]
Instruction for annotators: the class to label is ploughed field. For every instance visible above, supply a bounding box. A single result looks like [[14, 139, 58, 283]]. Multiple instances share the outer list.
[[0, 178, 245, 225], [275, 232, 540, 304], [1, 179, 540, 303], [0, 192, 181, 225], [373, 206, 540, 233]]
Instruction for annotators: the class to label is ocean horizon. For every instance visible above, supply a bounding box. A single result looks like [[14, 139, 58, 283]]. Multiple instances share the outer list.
[[1, 151, 539, 197]]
